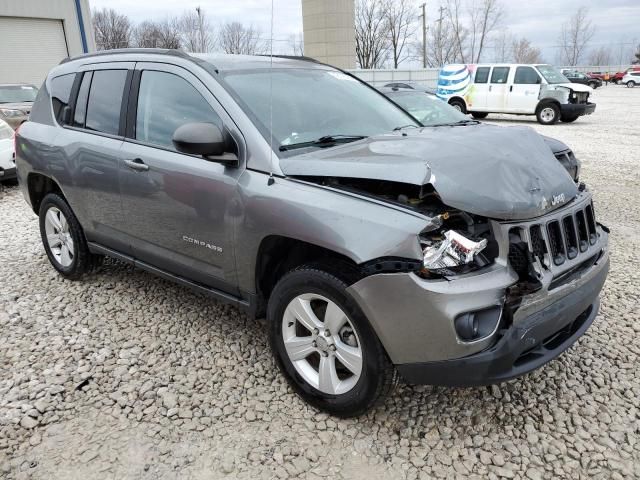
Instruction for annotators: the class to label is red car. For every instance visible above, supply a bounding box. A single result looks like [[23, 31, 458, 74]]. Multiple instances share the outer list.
[[612, 66, 640, 84]]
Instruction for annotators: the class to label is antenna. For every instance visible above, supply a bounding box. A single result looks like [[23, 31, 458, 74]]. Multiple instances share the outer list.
[[267, 0, 275, 186]]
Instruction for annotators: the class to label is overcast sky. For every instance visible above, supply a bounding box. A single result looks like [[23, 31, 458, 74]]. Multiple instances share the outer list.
[[89, 0, 640, 64]]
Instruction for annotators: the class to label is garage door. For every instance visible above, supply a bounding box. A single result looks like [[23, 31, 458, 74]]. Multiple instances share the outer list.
[[0, 17, 69, 86]]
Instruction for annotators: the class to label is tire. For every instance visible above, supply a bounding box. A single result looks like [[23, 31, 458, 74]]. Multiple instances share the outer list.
[[561, 114, 580, 123], [588, 82, 598, 89], [615, 79, 621, 85], [627, 81, 636, 88], [268, 265, 396, 417], [39, 193, 102, 279], [449, 98, 467, 114], [470, 112, 489, 119], [535, 102, 560, 125]]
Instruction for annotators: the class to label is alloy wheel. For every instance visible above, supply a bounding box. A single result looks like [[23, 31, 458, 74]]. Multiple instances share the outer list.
[[44, 206, 74, 267], [282, 293, 363, 395]]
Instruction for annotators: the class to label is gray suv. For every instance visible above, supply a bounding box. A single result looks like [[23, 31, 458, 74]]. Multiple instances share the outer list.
[[15, 50, 609, 417]]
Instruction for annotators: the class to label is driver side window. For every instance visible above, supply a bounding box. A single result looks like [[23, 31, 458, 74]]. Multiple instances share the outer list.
[[135, 70, 223, 151]]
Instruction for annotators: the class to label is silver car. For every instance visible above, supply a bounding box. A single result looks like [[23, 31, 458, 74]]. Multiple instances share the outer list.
[[15, 50, 609, 416], [0, 84, 38, 129]]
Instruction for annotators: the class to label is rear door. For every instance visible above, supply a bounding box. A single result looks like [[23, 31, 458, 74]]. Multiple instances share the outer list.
[[118, 62, 245, 294], [486, 66, 510, 112], [467, 66, 491, 111], [61, 63, 134, 254], [508, 66, 542, 113]]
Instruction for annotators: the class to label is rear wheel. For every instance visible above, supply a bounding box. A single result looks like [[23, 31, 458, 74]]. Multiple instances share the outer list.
[[39, 193, 102, 279], [627, 81, 636, 88], [470, 112, 488, 119], [588, 81, 599, 89], [449, 98, 467, 114], [536, 102, 560, 125], [268, 266, 396, 417]]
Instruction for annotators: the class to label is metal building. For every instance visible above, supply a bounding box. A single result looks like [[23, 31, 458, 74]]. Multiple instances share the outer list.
[[0, 0, 95, 86], [301, 0, 356, 69]]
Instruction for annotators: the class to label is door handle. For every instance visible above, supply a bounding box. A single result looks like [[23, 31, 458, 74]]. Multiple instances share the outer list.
[[489, 85, 492, 92], [125, 158, 149, 172]]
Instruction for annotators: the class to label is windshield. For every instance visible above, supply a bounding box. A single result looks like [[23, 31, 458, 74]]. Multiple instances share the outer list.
[[0, 85, 38, 104], [221, 68, 418, 154], [536, 65, 569, 84], [387, 91, 470, 126]]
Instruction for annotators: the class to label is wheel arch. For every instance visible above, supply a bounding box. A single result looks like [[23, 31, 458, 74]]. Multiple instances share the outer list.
[[448, 96, 467, 109], [27, 173, 65, 214]]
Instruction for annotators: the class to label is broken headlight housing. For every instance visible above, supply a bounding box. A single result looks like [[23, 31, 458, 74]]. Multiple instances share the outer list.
[[421, 230, 488, 276]]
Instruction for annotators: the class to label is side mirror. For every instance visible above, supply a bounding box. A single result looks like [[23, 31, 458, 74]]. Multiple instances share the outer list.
[[61, 105, 72, 125], [172, 123, 235, 163]]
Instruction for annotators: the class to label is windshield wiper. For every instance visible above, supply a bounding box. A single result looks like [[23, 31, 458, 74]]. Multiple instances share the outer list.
[[430, 119, 479, 127], [393, 124, 420, 131], [279, 135, 367, 152]]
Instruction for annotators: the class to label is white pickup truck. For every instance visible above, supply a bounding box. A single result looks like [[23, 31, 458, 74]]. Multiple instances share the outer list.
[[437, 63, 596, 125]]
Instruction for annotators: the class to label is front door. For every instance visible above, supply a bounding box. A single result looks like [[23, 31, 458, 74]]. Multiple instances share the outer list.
[[486, 66, 510, 111], [118, 63, 244, 294], [507, 66, 542, 113]]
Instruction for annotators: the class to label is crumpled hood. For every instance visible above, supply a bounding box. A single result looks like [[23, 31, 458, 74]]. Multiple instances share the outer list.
[[280, 124, 578, 220]]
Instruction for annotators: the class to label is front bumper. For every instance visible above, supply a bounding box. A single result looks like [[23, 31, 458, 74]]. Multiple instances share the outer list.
[[347, 192, 609, 385], [561, 102, 596, 116], [397, 257, 607, 386]]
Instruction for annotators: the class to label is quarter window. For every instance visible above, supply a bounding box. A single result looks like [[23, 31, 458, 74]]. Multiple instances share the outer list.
[[73, 72, 92, 128], [50, 74, 76, 124], [490, 67, 510, 84], [85, 70, 127, 135], [514, 67, 540, 85], [475, 67, 490, 84], [135, 70, 222, 150]]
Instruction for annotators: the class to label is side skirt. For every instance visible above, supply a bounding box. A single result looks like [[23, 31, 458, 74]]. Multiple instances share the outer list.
[[87, 242, 253, 313]]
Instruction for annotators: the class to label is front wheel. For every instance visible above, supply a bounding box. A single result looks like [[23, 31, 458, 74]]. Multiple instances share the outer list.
[[536, 103, 560, 125], [268, 266, 396, 417], [470, 112, 489, 119], [627, 81, 636, 88], [39, 193, 102, 279]]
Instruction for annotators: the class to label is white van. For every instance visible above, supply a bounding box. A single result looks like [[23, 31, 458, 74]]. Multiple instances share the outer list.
[[436, 64, 596, 125]]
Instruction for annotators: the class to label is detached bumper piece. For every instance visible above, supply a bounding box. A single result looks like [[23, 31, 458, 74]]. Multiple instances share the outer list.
[[0, 166, 17, 181], [561, 102, 596, 116], [397, 258, 608, 386]]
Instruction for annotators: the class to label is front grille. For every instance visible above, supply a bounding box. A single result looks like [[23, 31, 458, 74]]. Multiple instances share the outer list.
[[527, 200, 598, 269], [574, 92, 589, 104]]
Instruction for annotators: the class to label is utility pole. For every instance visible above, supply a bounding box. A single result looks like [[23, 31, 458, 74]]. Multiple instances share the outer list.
[[419, 3, 427, 68], [196, 6, 204, 53]]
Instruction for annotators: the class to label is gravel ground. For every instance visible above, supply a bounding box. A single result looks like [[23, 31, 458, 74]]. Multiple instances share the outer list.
[[1, 85, 639, 480]]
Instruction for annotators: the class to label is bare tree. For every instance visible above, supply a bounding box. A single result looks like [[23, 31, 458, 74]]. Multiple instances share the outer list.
[[445, 0, 469, 63], [288, 33, 304, 56], [588, 46, 612, 66], [558, 7, 596, 66], [416, 4, 462, 67], [468, 0, 504, 63], [355, 0, 390, 69], [383, 0, 417, 68], [179, 9, 213, 53], [218, 22, 264, 55], [93, 8, 132, 50], [133, 19, 181, 49], [634, 43, 640, 64], [511, 38, 543, 63], [492, 29, 511, 62]]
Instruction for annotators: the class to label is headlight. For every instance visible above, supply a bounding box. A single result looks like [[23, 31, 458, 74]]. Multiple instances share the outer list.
[[422, 230, 487, 273], [0, 108, 23, 118]]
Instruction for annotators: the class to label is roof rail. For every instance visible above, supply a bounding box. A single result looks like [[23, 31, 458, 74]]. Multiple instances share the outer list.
[[59, 48, 191, 65], [257, 54, 322, 64]]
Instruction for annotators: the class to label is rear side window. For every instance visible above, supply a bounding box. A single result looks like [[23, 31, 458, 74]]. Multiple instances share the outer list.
[[135, 70, 222, 150], [490, 67, 510, 84], [85, 70, 127, 135], [514, 67, 540, 85], [475, 67, 490, 84], [73, 72, 92, 128], [50, 74, 76, 124]]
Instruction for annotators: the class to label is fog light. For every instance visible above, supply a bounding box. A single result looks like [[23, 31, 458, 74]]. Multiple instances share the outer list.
[[454, 306, 502, 341]]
